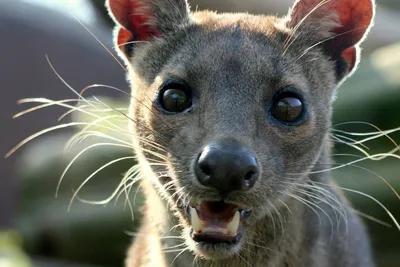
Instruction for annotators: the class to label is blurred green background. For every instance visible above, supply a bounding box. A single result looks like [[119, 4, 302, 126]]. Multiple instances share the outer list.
[[1, 0, 399, 267]]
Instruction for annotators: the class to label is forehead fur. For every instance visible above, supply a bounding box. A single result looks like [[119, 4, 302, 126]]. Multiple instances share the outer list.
[[129, 11, 335, 98]]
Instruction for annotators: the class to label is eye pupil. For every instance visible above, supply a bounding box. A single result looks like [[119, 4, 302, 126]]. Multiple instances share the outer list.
[[161, 87, 191, 113], [272, 94, 303, 123]]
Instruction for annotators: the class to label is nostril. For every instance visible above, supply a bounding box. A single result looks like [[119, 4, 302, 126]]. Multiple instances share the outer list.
[[200, 164, 211, 176], [197, 151, 212, 176], [244, 171, 256, 181], [195, 150, 213, 187], [242, 158, 259, 190]]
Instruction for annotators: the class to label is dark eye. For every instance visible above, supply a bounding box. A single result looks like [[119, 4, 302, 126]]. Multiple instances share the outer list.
[[272, 92, 304, 123], [159, 84, 192, 113]]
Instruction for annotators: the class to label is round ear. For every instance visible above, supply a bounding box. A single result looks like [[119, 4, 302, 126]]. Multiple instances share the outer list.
[[107, 0, 131, 30], [106, 0, 190, 57], [286, 0, 375, 78]]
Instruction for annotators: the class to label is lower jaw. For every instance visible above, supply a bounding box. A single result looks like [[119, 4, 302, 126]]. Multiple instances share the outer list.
[[189, 230, 243, 259], [191, 228, 243, 244]]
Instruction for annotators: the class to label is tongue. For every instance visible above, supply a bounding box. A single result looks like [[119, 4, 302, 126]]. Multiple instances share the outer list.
[[197, 201, 237, 226]]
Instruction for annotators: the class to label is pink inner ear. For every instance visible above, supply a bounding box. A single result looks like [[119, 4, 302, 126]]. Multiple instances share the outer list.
[[108, 0, 131, 29], [129, 0, 161, 40], [289, 0, 373, 73], [328, 0, 373, 72], [117, 28, 133, 51], [109, 0, 161, 43], [329, 0, 374, 49], [341, 46, 357, 72], [290, 0, 373, 48]]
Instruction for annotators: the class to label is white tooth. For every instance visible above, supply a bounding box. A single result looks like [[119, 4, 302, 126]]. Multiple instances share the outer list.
[[226, 211, 240, 236], [190, 207, 204, 233]]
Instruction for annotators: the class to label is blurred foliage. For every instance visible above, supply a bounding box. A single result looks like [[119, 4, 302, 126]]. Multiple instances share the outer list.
[[17, 135, 141, 266], [378, 0, 400, 9]]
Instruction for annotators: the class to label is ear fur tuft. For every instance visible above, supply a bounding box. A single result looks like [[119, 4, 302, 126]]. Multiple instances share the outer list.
[[287, 0, 375, 77], [106, 0, 190, 57]]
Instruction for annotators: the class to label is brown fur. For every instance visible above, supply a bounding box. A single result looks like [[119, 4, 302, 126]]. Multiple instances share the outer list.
[[106, 0, 376, 266]]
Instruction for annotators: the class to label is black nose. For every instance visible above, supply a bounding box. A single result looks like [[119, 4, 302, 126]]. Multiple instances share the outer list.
[[195, 139, 259, 193]]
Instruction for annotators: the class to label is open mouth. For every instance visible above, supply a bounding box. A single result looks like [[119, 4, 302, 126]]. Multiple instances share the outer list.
[[188, 201, 252, 245]]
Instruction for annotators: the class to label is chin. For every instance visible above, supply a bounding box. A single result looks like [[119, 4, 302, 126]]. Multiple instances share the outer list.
[[190, 231, 245, 260]]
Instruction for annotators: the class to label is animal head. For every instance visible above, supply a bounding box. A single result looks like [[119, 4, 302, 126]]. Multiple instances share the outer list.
[[107, 0, 374, 260]]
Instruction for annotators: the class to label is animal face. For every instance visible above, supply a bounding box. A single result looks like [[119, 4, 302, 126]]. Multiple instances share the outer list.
[[107, 0, 374, 260]]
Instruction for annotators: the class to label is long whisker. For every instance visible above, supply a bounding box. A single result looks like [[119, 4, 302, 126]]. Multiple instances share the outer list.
[[13, 98, 132, 139], [268, 201, 285, 238], [70, 14, 127, 73], [9, 98, 169, 158], [45, 56, 95, 108], [350, 208, 392, 228], [13, 99, 89, 119], [64, 114, 130, 150], [294, 26, 370, 62], [45, 58, 170, 147], [331, 133, 369, 150], [58, 103, 127, 122], [286, 192, 322, 226], [264, 121, 391, 166], [329, 184, 400, 231], [287, 159, 400, 201], [58, 104, 90, 121], [15, 98, 100, 118], [68, 156, 136, 211], [161, 242, 187, 251], [5, 122, 86, 158], [56, 142, 132, 197], [333, 122, 400, 154], [70, 15, 175, 134], [170, 247, 190, 265], [293, 187, 347, 237], [80, 84, 173, 131], [116, 171, 142, 205], [243, 240, 282, 255], [282, 0, 331, 56], [286, 178, 400, 231], [235, 252, 252, 267], [92, 96, 170, 146]]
